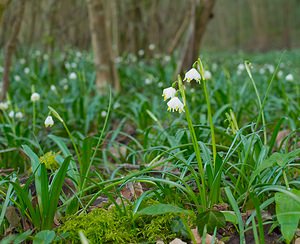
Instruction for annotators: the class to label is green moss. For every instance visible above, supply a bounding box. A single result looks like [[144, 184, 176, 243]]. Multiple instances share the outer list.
[[39, 151, 59, 170], [57, 206, 186, 243]]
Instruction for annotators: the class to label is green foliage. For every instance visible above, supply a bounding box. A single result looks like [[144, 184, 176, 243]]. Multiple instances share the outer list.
[[275, 189, 300, 243], [196, 210, 226, 234]]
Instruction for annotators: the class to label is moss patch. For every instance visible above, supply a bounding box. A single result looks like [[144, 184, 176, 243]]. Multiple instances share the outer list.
[[57, 207, 186, 243]]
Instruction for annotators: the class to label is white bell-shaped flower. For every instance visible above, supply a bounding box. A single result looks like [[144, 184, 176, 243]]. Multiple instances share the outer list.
[[31, 92, 40, 102], [204, 70, 212, 80], [285, 74, 294, 81], [162, 87, 176, 101], [184, 68, 201, 83], [45, 116, 54, 128], [8, 111, 14, 118], [167, 97, 185, 113], [0, 102, 8, 110], [15, 112, 23, 119], [69, 72, 77, 80]]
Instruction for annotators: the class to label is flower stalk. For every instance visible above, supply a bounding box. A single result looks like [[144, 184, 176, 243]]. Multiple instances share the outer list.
[[177, 75, 207, 210]]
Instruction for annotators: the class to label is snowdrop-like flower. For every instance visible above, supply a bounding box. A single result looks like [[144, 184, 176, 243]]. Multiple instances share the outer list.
[[45, 116, 54, 128], [19, 58, 26, 65], [101, 110, 107, 117], [259, 68, 265, 75], [76, 51, 82, 58], [35, 50, 41, 56], [15, 112, 23, 119], [149, 44, 156, 51], [145, 78, 152, 85], [138, 49, 145, 56], [50, 85, 56, 92], [0, 102, 8, 110], [237, 63, 245, 71], [285, 74, 294, 81], [43, 54, 49, 60], [24, 67, 30, 74], [8, 111, 14, 118], [277, 70, 283, 78], [184, 68, 201, 83], [63, 85, 69, 90], [69, 72, 77, 80], [204, 70, 212, 80], [167, 97, 184, 113], [267, 64, 274, 73], [31, 92, 40, 102], [212, 63, 218, 72], [71, 62, 77, 68], [158, 82, 163, 88], [14, 75, 21, 82], [162, 87, 176, 101], [114, 56, 122, 64], [164, 55, 171, 63]]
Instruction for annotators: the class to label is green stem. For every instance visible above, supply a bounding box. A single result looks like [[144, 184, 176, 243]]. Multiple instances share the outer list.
[[178, 75, 207, 210], [203, 80, 217, 165], [33, 102, 36, 134]]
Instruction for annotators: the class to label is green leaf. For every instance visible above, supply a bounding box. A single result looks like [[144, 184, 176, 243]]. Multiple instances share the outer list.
[[33, 230, 55, 244], [135, 204, 190, 217], [196, 210, 226, 233], [275, 189, 300, 243], [221, 211, 238, 224]]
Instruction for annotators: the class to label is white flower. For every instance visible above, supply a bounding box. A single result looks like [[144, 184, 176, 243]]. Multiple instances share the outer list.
[[0, 66, 3, 73], [212, 63, 218, 72], [164, 55, 171, 62], [167, 97, 184, 113], [138, 49, 144, 56], [162, 87, 176, 101], [43, 54, 49, 60], [71, 62, 77, 68], [8, 111, 14, 118], [31, 92, 40, 102], [184, 68, 201, 83], [267, 64, 274, 73], [50, 85, 56, 92], [190, 88, 195, 93], [149, 44, 155, 50], [259, 68, 265, 75], [24, 67, 30, 74], [204, 70, 212, 80], [0, 102, 8, 110], [69, 72, 77, 80], [65, 62, 70, 69], [237, 63, 245, 71], [158, 82, 163, 88], [15, 112, 23, 119], [285, 74, 294, 81], [44, 116, 54, 128], [114, 56, 122, 64], [35, 50, 41, 56], [101, 110, 107, 117], [145, 78, 152, 85], [19, 58, 26, 65], [277, 70, 283, 78], [63, 85, 68, 90], [76, 51, 82, 58], [14, 75, 21, 81], [113, 102, 120, 109]]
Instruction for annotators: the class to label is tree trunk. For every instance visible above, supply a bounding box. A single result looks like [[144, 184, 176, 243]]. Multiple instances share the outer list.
[[86, 0, 120, 92], [179, 0, 216, 72], [0, 0, 10, 25], [1, 0, 26, 101]]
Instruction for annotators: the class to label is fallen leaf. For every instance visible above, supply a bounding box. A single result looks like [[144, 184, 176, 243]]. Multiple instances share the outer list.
[[169, 238, 187, 244]]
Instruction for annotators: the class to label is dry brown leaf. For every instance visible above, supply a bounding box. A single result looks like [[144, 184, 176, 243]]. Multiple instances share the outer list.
[[191, 228, 224, 244], [5, 206, 21, 228], [169, 238, 187, 244]]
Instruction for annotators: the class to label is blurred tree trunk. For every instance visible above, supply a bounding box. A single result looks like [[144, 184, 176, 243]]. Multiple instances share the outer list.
[[179, 0, 216, 72], [0, 0, 10, 25], [86, 0, 120, 92], [1, 0, 25, 101], [282, 0, 291, 49], [248, 0, 268, 51]]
